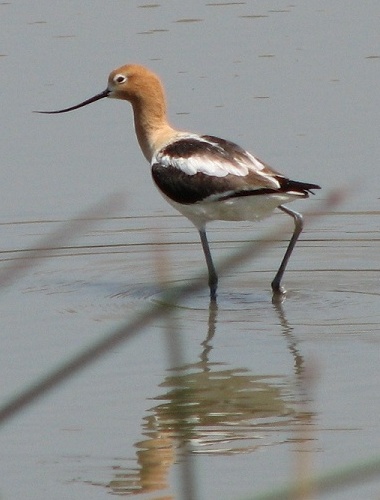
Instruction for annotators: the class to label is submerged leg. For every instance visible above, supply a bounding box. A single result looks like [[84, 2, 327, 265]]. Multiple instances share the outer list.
[[199, 228, 218, 301], [271, 205, 304, 296]]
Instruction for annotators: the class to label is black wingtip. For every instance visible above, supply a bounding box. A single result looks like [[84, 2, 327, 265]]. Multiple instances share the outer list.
[[279, 178, 321, 195]]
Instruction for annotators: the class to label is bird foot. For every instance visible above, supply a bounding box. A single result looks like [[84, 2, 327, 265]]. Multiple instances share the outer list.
[[271, 285, 286, 304]]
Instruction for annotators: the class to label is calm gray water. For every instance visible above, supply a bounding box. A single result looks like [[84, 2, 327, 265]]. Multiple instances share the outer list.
[[1, 2, 380, 499]]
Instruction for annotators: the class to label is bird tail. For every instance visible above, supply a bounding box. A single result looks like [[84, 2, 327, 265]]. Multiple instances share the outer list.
[[279, 178, 321, 195]]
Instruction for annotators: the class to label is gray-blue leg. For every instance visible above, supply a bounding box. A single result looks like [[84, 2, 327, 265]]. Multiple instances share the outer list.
[[199, 228, 218, 301], [271, 205, 304, 295]]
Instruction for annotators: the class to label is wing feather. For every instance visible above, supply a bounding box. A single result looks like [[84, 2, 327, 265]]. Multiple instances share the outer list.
[[151, 135, 320, 205], [154, 135, 280, 188]]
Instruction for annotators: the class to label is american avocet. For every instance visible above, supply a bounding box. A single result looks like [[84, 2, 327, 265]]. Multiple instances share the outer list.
[[37, 64, 320, 300]]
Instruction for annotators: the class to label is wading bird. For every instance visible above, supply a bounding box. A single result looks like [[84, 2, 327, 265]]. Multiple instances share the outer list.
[[37, 64, 320, 301]]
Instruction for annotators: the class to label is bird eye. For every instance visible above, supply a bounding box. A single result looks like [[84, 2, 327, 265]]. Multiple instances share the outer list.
[[114, 74, 127, 84]]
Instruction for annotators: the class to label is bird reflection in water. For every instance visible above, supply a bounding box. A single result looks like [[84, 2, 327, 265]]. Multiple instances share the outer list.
[[107, 300, 314, 497]]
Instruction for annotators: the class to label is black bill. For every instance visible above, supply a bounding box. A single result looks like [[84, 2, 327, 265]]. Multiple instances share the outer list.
[[35, 88, 110, 114]]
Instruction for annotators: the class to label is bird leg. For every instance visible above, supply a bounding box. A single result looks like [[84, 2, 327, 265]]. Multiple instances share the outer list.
[[271, 205, 304, 296], [199, 228, 218, 301]]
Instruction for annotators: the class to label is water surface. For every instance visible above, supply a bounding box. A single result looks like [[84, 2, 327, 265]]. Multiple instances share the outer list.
[[0, 2, 380, 499]]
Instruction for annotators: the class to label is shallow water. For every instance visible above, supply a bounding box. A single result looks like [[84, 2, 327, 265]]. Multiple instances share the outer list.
[[1, 2, 380, 499]]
